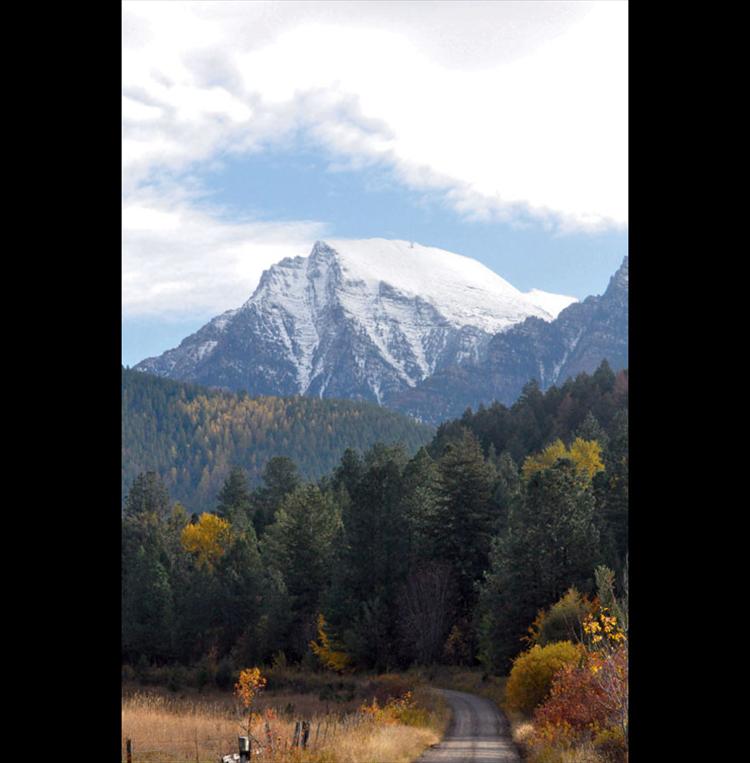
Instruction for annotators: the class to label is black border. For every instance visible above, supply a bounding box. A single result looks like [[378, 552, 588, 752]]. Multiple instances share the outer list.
[[44, 1, 680, 758]]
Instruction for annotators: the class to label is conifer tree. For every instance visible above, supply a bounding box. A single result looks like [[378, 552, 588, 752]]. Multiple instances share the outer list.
[[122, 544, 174, 662], [214, 529, 264, 655], [262, 485, 342, 658], [478, 459, 600, 673], [432, 429, 496, 624], [124, 471, 171, 520], [330, 445, 409, 669], [216, 466, 253, 528], [252, 456, 301, 535]]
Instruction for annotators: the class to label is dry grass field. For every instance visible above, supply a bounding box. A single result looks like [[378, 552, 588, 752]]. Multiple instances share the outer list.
[[122, 679, 449, 763]]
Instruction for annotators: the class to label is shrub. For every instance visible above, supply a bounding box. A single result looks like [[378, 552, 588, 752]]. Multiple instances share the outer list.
[[234, 666, 267, 708], [365, 674, 413, 705], [359, 691, 428, 726], [216, 657, 235, 690], [504, 641, 583, 715], [593, 726, 628, 763], [533, 646, 627, 745], [167, 664, 187, 692], [594, 726, 628, 763], [534, 663, 607, 732], [528, 588, 594, 646], [135, 654, 151, 684]]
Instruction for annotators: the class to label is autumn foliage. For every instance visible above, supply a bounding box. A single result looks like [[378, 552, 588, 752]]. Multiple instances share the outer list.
[[234, 667, 267, 709], [180, 512, 232, 569], [504, 641, 583, 715], [522, 438, 604, 482], [310, 614, 352, 673], [528, 607, 628, 761]]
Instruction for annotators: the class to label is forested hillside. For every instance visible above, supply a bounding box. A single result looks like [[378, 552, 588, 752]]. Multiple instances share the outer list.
[[122, 368, 434, 513], [123, 360, 627, 674]]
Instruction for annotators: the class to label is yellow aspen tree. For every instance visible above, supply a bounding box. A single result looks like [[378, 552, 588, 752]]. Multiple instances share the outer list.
[[180, 513, 232, 570]]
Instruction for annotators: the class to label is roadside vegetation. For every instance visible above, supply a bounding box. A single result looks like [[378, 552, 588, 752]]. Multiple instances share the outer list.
[[122, 668, 449, 762], [122, 363, 628, 761]]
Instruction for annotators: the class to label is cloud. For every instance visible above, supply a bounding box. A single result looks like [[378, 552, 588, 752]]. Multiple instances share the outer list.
[[122, 187, 326, 318], [122, 1, 627, 232]]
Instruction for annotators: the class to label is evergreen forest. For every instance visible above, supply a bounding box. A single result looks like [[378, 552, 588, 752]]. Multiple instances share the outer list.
[[122, 368, 435, 513], [122, 361, 627, 676]]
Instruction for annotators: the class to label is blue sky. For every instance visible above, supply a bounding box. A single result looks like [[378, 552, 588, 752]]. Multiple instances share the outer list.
[[122, 2, 627, 368]]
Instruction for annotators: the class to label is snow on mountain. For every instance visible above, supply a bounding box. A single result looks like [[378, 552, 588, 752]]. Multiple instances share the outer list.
[[523, 288, 578, 319], [320, 239, 557, 332], [135, 238, 578, 404]]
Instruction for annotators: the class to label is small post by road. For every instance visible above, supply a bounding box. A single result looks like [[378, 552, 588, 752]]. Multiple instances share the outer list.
[[301, 720, 310, 749], [239, 735, 251, 763], [292, 720, 301, 748], [126, 738, 132, 763], [265, 719, 274, 752]]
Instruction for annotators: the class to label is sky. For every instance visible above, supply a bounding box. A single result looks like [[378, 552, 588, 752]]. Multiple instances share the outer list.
[[122, 0, 628, 367]]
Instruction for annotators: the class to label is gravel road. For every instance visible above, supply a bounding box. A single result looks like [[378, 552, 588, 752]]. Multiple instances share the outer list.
[[417, 688, 520, 763]]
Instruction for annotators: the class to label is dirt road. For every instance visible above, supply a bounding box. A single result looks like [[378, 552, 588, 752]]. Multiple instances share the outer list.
[[417, 688, 520, 763]]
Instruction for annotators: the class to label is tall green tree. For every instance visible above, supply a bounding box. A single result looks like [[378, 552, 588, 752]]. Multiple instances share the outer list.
[[214, 529, 264, 656], [252, 456, 301, 535], [122, 544, 174, 662], [216, 466, 253, 529], [124, 471, 171, 520], [478, 458, 601, 673], [330, 445, 410, 670], [262, 485, 342, 658], [431, 429, 496, 624]]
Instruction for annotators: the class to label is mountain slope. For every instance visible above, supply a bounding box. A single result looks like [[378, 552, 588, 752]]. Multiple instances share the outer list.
[[122, 368, 434, 513], [135, 239, 576, 403], [391, 257, 628, 423]]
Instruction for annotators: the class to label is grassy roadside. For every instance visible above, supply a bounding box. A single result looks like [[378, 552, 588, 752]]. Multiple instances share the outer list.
[[122, 670, 450, 763]]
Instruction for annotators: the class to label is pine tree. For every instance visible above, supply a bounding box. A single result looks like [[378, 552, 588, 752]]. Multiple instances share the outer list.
[[214, 529, 264, 656], [122, 544, 174, 662], [252, 456, 301, 535], [124, 471, 171, 520], [478, 459, 601, 673], [401, 447, 441, 567], [262, 485, 342, 658], [216, 466, 253, 528], [431, 429, 496, 625], [330, 446, 409, 669]]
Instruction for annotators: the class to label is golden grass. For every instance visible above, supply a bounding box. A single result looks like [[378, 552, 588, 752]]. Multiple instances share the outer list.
[[122, 683, 450, 763]]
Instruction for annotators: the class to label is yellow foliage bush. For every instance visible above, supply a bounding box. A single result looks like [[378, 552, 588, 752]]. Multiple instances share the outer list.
[[359, 691, 429, 727], [522, 438, 604, 482], [234, 666, 267, 709], [505, 641, 583, 716], [180, 512, 231, 569], [310, 614, 352, 673]]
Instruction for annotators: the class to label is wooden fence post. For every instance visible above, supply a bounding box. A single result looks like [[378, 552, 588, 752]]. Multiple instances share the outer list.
[[301, 720, 310, 749], [126, 738, 132, 763], [265, 719, 274, 752], [292, 720, 301, 748]]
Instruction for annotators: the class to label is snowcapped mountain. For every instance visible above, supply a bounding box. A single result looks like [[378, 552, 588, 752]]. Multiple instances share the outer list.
[[391, 257, 628, 423], [135, 238, 577, 403]]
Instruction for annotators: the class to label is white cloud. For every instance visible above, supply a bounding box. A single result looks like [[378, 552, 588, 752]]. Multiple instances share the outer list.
[[123, 1, 626, 231], [122, 1, 627, 317], [122, 187, 325, 318]]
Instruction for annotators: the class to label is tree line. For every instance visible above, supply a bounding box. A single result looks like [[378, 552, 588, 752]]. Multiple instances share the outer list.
[[122, 360, 627, 675], [122, 368, 434, 513]]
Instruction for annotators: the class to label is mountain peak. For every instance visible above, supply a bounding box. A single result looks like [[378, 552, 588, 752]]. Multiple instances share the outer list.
[[135, 237, 596, 406]]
